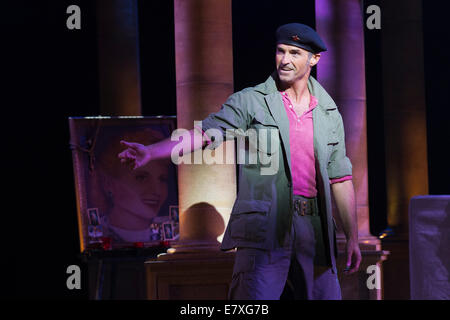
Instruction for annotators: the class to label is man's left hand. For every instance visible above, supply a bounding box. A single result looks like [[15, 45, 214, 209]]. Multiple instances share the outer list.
[[344, 239, 361, 275]]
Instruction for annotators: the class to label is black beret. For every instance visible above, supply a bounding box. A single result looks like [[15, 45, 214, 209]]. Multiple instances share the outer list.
[[276, 23, 327, 54]]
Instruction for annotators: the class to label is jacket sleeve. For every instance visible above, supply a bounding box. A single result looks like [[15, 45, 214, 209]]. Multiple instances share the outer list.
[[327, 111, 353, 179], [198, 91, 251, 150]]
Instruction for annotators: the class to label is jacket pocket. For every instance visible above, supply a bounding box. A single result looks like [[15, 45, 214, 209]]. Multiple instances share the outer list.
[[326, 138, 339, 163], [229, 200, 271, 242]]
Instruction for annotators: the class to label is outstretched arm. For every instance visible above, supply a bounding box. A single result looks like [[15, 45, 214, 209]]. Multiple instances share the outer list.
[[118, 91, 250, 170]]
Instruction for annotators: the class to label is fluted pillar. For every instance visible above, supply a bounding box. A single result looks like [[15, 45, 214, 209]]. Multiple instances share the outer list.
[[171, 0, 236, 252], [97, 0, 141, 116], [315, 0, 372, 241], [144, 1, 236, 299], [316, 0, 388, 300]]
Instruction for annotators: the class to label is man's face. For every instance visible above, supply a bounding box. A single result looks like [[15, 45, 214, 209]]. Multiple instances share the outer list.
[[275, 44, 319, 85]]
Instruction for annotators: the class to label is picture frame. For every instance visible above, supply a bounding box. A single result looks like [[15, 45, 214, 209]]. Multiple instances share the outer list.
[[87, 208, 100, 226], [169, 205, 179, 223], [162, 222, 174, 241], [69, 116, 179, 251]]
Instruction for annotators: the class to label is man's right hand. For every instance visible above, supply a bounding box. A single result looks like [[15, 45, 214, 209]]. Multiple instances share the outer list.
[[118, 140, 152, 170]]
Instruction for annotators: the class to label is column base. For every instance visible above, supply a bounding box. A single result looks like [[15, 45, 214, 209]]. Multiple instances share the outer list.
[[336, 236, 390, 300], [145, 242, 235, 299], [163, 240, 223, 255], [146, 237, 390, 300]]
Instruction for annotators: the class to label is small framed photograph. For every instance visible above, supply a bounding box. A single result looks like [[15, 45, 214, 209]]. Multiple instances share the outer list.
[[87, 208, 100, 226], [88, 224, 103, 239], [162, 222, 174, 240], [149, 223, 162, 241], [169, 205, 179, 223]]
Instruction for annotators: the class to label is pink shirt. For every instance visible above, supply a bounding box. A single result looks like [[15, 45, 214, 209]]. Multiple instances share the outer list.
[[280, 91, 352, 198]]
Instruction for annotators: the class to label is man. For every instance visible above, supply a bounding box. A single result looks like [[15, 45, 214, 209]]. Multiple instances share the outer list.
[[119, 23, 361, 300]]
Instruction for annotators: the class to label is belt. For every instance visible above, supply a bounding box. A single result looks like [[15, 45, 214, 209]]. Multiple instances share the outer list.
[[293, 195, 319, 216]]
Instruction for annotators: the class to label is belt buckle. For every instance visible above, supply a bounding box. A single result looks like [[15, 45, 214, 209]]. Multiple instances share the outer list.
[[294, 199, 310, 216], [300, 200, 307, 216]]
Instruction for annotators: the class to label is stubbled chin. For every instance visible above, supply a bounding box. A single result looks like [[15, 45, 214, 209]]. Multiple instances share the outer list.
[[278, 73, 294, 84]]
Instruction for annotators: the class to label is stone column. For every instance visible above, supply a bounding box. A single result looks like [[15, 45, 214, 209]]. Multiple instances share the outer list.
[[145, 0, 236, 299], [168, 0, 236, 252], [316, 0, 388, 300], [96, 0, 141, 116], [315, 0, 372, 241]]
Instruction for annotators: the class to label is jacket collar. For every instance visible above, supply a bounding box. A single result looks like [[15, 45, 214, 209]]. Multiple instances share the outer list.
[[255, 72, 337, 181]]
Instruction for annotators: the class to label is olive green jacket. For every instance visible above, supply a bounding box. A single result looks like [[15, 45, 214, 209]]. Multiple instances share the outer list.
[[201, 72, 352, 272]]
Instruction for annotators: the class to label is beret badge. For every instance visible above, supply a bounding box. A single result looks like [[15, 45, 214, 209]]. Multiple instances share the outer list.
[[291, 35, 301, 41]]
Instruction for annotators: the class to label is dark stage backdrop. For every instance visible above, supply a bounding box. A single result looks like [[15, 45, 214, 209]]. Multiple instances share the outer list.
[[232, 0, 316, 91], [2, 0, 100, 299], [138, 0, 176, 117], [363, 0, 388, 236], [2, 0, 449, 299], [422, 1, 450, 195]]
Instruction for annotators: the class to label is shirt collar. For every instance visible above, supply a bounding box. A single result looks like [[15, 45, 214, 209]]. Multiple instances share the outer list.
[[280, 91, 319, 110], [254, 71, 336, 112]]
